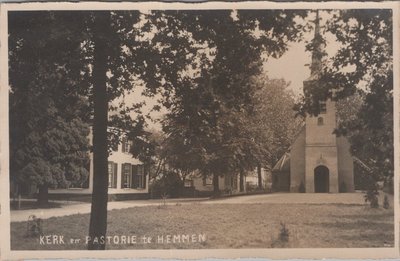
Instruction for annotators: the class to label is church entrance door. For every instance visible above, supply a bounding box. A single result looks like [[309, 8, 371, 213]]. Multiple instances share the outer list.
[[314, 165, 329, 193]]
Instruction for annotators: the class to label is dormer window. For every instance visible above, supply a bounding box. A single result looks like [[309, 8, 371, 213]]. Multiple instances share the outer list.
[[317, 117, 324, 126], [319, 101, 327, 114]]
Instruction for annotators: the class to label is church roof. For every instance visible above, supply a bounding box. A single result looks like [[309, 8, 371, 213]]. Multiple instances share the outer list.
[[271, 122, 305, 173], [353, 156, 372, 173], [272, 152, 290, 172]]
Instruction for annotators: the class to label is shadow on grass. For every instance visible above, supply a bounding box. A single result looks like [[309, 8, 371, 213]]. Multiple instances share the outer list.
[[330, 211, 394, 219], [339, 233, 394, 247], [307, 220, 394, 231]]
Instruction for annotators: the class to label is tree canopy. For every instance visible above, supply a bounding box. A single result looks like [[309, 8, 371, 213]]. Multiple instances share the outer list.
[[145, 10, 307, 194], [9, 12, 91, 205]]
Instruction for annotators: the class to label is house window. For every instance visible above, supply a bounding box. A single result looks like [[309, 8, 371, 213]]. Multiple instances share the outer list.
[[121, 137, 130, 153], [203, 176, 213, 186], [111, 141, 118, 152], [134, 165, 146, 189], [224, 175, 231, 187], [108, 161, 118, 188], [232, 174, 238, 189], [122, 163, 132, 188], [317, 117, 324, 126], [319, 101, 327, 114], [184, 180, 193, 187], [121, 164, 146, 189]]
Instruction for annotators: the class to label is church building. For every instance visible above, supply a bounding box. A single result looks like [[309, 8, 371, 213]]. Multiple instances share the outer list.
[[272, 12, 355, 193]]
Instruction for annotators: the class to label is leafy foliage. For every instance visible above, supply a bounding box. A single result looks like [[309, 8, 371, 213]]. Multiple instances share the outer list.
[[147, 10, 306, 195], [9, 12, 91, 201], [364, 188, 379, 208], [150, 170, 184, 198], [383, 194, 390, 209], [249, 77, 303, 168]]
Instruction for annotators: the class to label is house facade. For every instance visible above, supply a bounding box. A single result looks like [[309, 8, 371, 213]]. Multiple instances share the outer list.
[[49, 133, 149, 201], [184, 173, 245, 196]]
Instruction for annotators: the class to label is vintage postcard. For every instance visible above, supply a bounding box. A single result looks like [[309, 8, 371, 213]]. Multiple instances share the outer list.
[[0, 1, 399, 260]]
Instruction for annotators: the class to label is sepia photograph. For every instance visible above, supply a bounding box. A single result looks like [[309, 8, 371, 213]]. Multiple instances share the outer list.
[[0, 1, 398, 259]]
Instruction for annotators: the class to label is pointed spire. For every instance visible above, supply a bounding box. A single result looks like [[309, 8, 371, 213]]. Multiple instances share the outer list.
[[309, 10, 326, 78]]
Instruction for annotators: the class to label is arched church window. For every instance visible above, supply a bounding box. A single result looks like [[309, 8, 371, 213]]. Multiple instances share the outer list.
[[317, 117, 324, 126]]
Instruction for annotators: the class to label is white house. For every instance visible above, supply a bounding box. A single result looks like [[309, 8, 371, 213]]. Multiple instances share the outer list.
[[184, 172, 246, 196], [49, 131, 149, 201]]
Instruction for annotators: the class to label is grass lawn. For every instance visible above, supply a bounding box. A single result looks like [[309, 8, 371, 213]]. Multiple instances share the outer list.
[[11, 202, 393, 250]]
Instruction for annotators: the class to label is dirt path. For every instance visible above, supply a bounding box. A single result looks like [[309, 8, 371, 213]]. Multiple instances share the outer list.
[[10, 192, 391, 222]]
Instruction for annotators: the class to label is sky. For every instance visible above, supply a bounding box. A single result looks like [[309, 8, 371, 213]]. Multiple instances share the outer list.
[[264, 42, 311, 97], [264, 12, 340, 98]]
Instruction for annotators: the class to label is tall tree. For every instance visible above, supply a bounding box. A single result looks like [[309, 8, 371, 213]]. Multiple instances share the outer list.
[[10, 10, 195, 249], [9, 12, 91, 206], [9, 11, 147, 249], [250, 77, 304, 187], [87, 12, 111, 250]]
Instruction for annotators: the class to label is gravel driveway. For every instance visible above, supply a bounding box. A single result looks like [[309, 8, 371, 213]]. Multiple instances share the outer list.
[[10, 192, 390, 222]]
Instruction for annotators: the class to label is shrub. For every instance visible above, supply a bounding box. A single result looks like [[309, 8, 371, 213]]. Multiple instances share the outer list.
[[364, 189, 379, 208], [298, 181, 305, 193], [26, 215, 42, 237], [150, 170, 184, 198], [279, 222, 289, 242], [383, 178, 394, 195], [383, 195, 390, 209]]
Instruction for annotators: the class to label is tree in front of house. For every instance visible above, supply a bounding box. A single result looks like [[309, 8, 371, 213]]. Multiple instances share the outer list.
[[9, 12, 91, 206], [8, 11, 147, 249], [129, 129, 167, 183]]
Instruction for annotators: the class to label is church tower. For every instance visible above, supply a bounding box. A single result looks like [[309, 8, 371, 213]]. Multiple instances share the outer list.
[[273, 11, 354, 193], [304, 98, 339, 192], [302, 11, 354, 193]]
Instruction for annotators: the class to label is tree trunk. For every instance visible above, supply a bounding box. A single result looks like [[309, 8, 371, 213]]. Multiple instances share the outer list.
[[37, 184, 49, 207], [88, 12, 110, 251], [239, 170, 244, 192], [212, 173, 220, 197], [257, 164, 263, 190]]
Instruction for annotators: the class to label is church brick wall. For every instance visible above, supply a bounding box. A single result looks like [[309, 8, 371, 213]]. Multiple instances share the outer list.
[[304, 145, 339, 193]]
